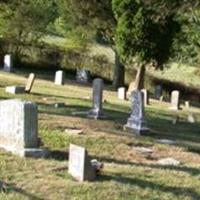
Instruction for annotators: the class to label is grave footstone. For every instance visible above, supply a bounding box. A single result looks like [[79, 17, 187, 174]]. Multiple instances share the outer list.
[[76, 69, 90, 83], [141, 89, 149, 106], [0, 99, 47, 157], [88, 78, 104, 119], [124, 90, 148, 135], [55, 70, 64, 85], [155, 85, 162, 100], [118, 87, 126, 100], [68, 144, 96, 182], [170, 90, 180, 110], [3, 54, 13, 72]]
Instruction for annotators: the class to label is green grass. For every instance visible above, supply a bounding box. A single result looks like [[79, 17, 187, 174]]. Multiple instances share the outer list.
[[0, 70, 200, 199]]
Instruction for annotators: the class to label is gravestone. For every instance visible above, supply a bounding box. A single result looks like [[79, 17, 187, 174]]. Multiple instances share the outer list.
[[185, 101, 190, 109], [25, 73, 35, 93], [118, 87, 126, 100], [55, 70, 64, 85], [124, 90, 148, 135], [76, 69, 90, 83], [170, 90, 180, 110], [88, 78, 104, 119], [155, 85, 162, 100], [0, 99, 47, 157], [141, 89, 149, 106], [3, 54, 13, 72], [68, 144, 96, 182]]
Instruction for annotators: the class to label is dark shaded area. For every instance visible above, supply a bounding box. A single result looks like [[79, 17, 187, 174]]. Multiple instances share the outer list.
[[47, 149, 69, 161]]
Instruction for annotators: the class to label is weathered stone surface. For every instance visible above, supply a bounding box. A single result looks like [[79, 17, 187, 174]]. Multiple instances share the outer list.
[[55, 70, 64, 85], [5, 86, 25, 94], [118, 87, 126, 100], [88, 78, 104, 119], [76, 69, 91, 83], [0, 99, 47, 157], [3, 54, 13, 72], [185, 101, 190, 109], [155, 85, 162, 100], [170, 90, 180, 110], [68, 144, 96, 182], [124, 90, 148, 135], [141, 89, 149, 106], [157, 157, 180, 166], [25, 73, 35, 93]]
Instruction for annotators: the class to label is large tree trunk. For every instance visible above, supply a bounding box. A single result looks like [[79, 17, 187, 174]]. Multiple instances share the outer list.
[[112, 49, 125, 89]]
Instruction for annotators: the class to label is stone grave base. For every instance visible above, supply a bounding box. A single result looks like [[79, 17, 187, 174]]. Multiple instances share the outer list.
[[87, 109, 105, 120], [5, 86, 25, 94]]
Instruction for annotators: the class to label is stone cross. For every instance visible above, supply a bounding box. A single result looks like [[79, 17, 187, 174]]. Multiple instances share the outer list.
[[88, 78, 104, 119], [55, 70, 64, 85], [25, 73, 35, 93], [118, 87, 126, 100], [170, 90, 180, 110], [141, 89, 149, 106], [155, 85, 162, 100], [68, 144, 96, 182], [76, 69, 90, 83], [124, 90, 148, 134], [4, 54, 13, 72], [0, 99, 47, 157]]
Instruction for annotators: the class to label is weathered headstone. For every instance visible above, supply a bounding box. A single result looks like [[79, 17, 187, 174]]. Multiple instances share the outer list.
[[0, 99, 47, 157], [170, 90, 180, 110], [118, 87, 126, 100], [88, 78, 104, 119], [76, 69, 90, 83], [55, 70, 64, 85], [187, 113, 195, 123], [155, 85, 162, 100], [124, 90, 148, 134], [25, 73, 35, 93], [141, 89, 149, 106], [3, 54, 13, 72], [68, 144, 96, 182], [185, 101, 190, 109]]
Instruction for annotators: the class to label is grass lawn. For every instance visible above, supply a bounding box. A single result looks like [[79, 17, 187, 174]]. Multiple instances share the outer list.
[[0, 70, 200, 200]]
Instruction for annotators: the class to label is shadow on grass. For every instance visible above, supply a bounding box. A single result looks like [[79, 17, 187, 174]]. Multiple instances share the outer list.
[[47, 149, 69, 161]]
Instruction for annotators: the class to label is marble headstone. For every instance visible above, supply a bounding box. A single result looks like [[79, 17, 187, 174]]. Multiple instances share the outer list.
[[68, 144, 96, 182], [155, 85, 162, 100], [170, 90, 180, 110], [0, 99, 47, 157], [4, 54, 13, 72], [76, 69, 90, 83], [55, 70, 64, 85], [124, 90, 148, 135], [88, 78, 104, 119], [141, 89, 149, 106], [118, 87, 126, 100]]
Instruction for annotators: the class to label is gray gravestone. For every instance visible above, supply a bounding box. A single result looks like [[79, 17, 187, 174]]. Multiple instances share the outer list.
[[76, 69, 90, 83], [55, 70, 64, 85], [118, 87, 126, 100], [155, 85, 162, 100], [124, 90, 148, 135], [68, 144, 96, 182], [141, 89, 149, 106], [0, 99, 47, 157], [170, 90, 180, 110], [4, 54, 13, 72], [88, 78, 104, 119]]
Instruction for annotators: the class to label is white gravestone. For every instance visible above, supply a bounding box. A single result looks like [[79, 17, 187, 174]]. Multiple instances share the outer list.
[[170, 90, 180, 110], [55, 70, 64, 85], [118, 87, 126, 100], [4, 54, 13, 72], [0, 99, 47, 157], [68, 144, 96, 182], [88, 78, 104, 119], [124, 90, 148, 135]]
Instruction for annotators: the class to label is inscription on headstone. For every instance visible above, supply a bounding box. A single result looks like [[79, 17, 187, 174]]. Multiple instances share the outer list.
[[76, 69, 90, 83], [88, 78, 104, 119], [55, 70, 64, 85], [118, 87, 126, 100], [124, 90, 148, 134], [4, 54, 13, 72], [68, 144, 96, 182], [170, 90, 180, 110]]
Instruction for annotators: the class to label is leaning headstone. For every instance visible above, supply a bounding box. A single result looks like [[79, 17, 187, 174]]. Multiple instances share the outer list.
[[76, 69, 90, 83], [170, 90, 180, 110], [25, 73, 35, 93], [68, 144, 96, 182], [3, 54, 13, 72], [118, 87, 126, 100], [155, 85, 162, 100], [124, 90, 148, 135], [88, 78, 104, 119], [55, 70, 64, 85], [141, 89, 149, 106], [0, 99, 47, 157]]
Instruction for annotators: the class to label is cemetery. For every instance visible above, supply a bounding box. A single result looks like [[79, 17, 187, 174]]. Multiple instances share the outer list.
[[0, 1, 200, 200]]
